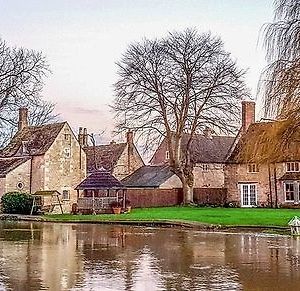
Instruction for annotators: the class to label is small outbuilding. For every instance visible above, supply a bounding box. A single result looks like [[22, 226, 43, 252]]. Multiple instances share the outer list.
[[75, 168, 126, 214]]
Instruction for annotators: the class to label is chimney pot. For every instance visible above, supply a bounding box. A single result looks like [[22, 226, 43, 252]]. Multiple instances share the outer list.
[[242, 101, 255, 132], [18, 108, 28, 131]]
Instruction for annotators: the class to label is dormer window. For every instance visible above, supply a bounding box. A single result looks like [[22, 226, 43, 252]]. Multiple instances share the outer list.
[[165, 151, 170, 160], [286, 162, 300, 172], [248, 164, 259, 173]]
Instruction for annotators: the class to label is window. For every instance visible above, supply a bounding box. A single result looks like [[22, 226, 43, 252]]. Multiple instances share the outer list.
[[247, 164, 259, 173], [202, 164, 209, 172], [64, 134, 71, 145], [17, 182, 24, 190], [285, 182, 295, 201], [63, 148, 71, 158], [240, 184, 257, 207], [286, 162, 300, 172], [62, 190, 70, 200], [165, 151, 169, 160]]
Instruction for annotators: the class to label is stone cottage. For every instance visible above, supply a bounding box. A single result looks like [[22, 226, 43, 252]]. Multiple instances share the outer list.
[[146, 131, 235, 188], [82, 131, 144, 180], [0, 108, 86, 212], [225, 101, 300, 207]]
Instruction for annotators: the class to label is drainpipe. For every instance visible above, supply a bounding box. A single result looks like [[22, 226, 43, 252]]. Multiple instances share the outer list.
[[268, 164, 273, 208], [29, 157, 33, 194], [273, 164, 278, 208]]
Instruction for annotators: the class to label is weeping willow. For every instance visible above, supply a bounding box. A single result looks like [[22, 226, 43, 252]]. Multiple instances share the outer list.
[[262, 0, 300, 120]]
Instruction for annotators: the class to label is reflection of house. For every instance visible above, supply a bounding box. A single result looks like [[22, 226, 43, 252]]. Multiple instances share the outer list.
[[226, 101, 300, 207], [0, 108, 86, 212], [82, 131, 144, 180]]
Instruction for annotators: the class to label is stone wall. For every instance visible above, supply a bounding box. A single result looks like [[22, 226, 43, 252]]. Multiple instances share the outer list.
[[113, 144, 144, 180], [44, 123, 86, 212], [4, 159, 31, 195], [225, 162, 287, 207]]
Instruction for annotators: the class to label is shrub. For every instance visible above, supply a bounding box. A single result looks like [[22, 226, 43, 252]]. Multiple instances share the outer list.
[[1, 192, 33, 214]]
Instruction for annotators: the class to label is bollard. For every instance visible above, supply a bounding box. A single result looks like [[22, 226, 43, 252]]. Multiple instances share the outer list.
[[288, 216, 300, 235]]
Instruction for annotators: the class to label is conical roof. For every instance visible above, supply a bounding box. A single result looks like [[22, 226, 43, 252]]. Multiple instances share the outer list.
[[75, 168, 125, 190]]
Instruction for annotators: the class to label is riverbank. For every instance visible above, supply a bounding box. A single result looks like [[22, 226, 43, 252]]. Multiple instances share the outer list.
[[1, 206, 298, 232]]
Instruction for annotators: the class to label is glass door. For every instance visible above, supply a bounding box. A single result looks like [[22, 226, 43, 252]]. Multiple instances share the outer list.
[[241, 184, 257, 207]]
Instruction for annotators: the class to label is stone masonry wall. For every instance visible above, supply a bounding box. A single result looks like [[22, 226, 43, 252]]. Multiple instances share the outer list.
[[113, 144, 144, 180], [225, 162, 287, 207], [4, 159, 31, 195], [44, 123, 86, 213]]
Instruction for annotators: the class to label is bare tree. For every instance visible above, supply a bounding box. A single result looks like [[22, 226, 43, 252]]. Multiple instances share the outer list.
[[113, 29, 248, 204], [0, 38, 57, 147], [261, 0, 300, 120]]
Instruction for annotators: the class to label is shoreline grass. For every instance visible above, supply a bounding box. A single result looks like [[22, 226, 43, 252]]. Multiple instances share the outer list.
[[44, 206, 300, 228]]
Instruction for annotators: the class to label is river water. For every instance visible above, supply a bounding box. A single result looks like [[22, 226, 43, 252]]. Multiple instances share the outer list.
[[0, 222, 300, 291]]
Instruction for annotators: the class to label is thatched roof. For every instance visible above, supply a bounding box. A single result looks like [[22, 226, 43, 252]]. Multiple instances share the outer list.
[[228, 119, 300, 163], [122, 165, 174, 188], [0, 122, 65, 157], [84, 143, 126, 173], [75, 169, 126, 190], [0, 157, 31, 178]]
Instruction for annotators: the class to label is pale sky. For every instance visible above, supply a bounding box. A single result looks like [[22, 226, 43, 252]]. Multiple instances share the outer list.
[[0, 0, 274, 142]]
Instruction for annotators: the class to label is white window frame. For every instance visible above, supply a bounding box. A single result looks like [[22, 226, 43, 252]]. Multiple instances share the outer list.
[[284, 181, 299, 202], [247, 163, 259, 173], [286, 162, 300, 172], [165, 151, 169, 160], [240, 183, 258, 207]]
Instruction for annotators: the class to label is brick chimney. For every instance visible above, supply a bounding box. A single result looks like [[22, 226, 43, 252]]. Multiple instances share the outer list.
[[18, 108, 28, 131], [242, 101, 255, 132]]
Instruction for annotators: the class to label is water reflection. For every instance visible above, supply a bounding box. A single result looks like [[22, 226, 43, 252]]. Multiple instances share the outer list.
[[0, 221, 299, 290]]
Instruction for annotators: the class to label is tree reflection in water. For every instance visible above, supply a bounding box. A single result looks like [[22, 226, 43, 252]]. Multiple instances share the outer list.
[[0, 221, 299, 290]]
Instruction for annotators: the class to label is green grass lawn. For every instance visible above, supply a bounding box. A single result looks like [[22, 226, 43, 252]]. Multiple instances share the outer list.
[[44, 206, 300, 227]]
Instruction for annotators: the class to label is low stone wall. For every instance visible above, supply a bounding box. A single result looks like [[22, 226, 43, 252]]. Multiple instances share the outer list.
[[126, 188, 183, 208]]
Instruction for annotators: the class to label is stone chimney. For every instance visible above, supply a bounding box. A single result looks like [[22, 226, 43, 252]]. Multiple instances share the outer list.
[[83, 128, 88, 146], [203, 127, 213, 139], [78, 127, 84, 146], [242, 101, 255, 132], [18, 108, 28, 131]]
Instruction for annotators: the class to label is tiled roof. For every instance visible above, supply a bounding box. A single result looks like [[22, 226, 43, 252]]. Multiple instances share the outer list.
[[75, 169, 125, 190], [228, 120, 300, 163], [0, 122, 65, 157], [182, 134, 235, 163], [84, 143, 126, 173], [0, 157, 31, 177], [122, 165, 174, 188]]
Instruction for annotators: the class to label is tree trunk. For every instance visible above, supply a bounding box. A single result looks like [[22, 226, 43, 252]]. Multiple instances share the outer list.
[[182, 181, 194, 204]]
